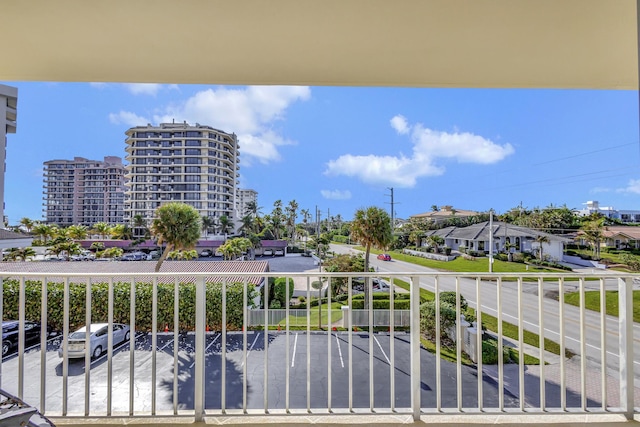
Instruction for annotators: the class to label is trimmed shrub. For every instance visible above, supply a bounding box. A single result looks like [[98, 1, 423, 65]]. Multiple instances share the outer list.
[[351, 299, 410, 310], [273, 277, 294, 307], [2, 279, 255, 332]]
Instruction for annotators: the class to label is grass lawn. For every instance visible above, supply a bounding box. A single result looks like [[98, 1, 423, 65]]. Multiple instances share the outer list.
[[388, 278, 551, 363], [355, 246, 560, 275], [564, 290, 640, 323], [277, 302, 345, 327]]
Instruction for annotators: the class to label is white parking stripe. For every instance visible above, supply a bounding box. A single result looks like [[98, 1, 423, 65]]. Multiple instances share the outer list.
[[291, 333, 298, 368], [373, 335, 390, 365], [241, 333, 260, 368], [189, 333, 221, 369], [335, 333, 344, 368]]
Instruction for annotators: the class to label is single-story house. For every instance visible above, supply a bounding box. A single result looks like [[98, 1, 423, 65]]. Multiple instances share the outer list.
[[421, 221, 570, 261], [410, 206, 481, 225], [578, 226, 640, 249]]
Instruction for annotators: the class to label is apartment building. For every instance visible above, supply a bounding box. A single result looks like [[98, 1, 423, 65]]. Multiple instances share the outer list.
[[237, 188, 257, 217], [0, 84, 17, 226], [43, 156, 126, 226], [123, 122, 240, 233], [577, 200, 640, 223]]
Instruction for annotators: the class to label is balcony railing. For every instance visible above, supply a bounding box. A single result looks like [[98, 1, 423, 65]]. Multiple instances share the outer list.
[[0, 270, 637, 424]]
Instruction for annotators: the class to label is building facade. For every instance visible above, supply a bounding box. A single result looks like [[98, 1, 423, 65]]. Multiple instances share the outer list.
[[577, 200, 640, 223], [236, 188, 257, 217], [0, 84, 17, 226], [43, 156, 126, 226], [123, 122, 240, 233]]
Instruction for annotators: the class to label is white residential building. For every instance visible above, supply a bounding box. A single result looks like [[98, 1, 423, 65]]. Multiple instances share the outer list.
[[0, 84, 17, 226], [576, 200, 640, 223], [123, 122, 240, 234], [43, 156, 126, 226], [237, 188, 257, 217]]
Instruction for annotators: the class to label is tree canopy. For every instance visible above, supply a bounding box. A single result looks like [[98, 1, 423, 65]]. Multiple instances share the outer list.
[[150, 202, 202, 272]]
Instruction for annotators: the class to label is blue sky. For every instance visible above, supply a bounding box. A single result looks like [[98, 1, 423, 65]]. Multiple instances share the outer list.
[[2, 82, 639, 224]]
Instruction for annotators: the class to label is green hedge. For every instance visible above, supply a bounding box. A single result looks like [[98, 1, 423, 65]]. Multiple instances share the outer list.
[[351, 299, 410, 310], [2, 279, 255, 332]]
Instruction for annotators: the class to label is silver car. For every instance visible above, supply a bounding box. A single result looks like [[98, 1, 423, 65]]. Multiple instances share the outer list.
[[58, 323, 130, 359]]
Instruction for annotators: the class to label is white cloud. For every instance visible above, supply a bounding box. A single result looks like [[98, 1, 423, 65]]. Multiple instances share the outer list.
[[124, 83, 163, 96], [321, 189, 352, 200], [324, 118, 514, 187], [109, 111, 150, 127], [616, 179, 640, 194], [148, 86, 310, 163], [390, 115, 409, 134], [89, 82, 107, 89]]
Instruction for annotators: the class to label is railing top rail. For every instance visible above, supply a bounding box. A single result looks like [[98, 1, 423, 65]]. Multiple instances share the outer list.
[[0, 271, 637, 279]]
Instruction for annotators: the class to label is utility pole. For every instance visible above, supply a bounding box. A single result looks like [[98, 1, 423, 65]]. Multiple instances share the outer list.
[[386, 187, 396, 231], [489, 209, 494, 273], [315, 205, 320, 238]]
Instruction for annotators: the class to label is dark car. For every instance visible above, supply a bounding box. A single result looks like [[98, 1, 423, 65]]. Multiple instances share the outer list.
[[377, 253, 392, 261], [2, 320, 45, 357], [199, 249, 213, 257]]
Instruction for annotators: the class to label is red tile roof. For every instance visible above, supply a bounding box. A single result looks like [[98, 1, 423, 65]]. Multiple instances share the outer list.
[[0, 261, 269, 285]]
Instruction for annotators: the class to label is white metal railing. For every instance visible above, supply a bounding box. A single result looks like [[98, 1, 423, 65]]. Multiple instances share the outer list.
[[0, 271, 638, 423]]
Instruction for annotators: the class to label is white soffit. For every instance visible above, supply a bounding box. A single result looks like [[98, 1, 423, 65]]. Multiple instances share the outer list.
[[0, 0, 637, 89]]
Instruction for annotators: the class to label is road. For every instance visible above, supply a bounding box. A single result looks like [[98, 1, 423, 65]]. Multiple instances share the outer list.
[[331, 244, 640, 387]]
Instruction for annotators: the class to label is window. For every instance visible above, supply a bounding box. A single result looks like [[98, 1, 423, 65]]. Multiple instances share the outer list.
[[186, 131, 202, 137], [185, 139, 201, 146], [185, 158, 202, 164], [185, 166, 201, 173], [185, 148, 201, 155]]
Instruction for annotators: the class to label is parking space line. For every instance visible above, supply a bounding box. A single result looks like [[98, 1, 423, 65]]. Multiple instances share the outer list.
[[189, 333, 221, 369], [334, 333, 344, 368], [241, 332, 260, 368], [291, 333, 298, 368], [373, 335, 390, 365]]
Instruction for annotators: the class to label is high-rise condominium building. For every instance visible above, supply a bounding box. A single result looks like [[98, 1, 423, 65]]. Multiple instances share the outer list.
[[123, 122, 240, 233], [43, 156, 126, 226], [237, 188, 258, 217], [0, 84, 17, 226]]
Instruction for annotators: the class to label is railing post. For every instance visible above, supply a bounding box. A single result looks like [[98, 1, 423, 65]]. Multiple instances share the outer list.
[[194, 277, 206, 421], [618, 277, 634, 420], [410, 275, 421, 421]]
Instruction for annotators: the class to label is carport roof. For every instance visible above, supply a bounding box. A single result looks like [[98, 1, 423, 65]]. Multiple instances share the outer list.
[[0, 261, 270, 285], [0, 0, 637, 89]]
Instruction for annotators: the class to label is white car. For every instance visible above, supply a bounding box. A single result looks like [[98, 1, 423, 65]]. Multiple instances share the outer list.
[[58, 323, 131, 359]]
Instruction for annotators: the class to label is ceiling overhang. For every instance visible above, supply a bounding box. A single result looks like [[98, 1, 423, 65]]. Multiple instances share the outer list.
[[0, 0, 638, 89]]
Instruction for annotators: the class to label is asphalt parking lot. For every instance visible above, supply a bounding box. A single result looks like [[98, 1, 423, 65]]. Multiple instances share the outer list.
[[1, 331, 519, 416]]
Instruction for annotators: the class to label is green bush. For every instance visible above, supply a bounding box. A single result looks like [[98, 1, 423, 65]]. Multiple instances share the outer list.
[[419, 300, 457, 341], [273, 277, 294, 307], [439, 291, 468, 310], [481, 339, 499, 364], [351, 299, 410, 310], [2, 279, 255, 332], [332, 235, 349, 244]]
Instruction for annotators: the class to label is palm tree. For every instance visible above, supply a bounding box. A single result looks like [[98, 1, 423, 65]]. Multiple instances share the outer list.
[[67, 224, 88, 240], [217, 215, 234, 240], [92, 222, 112, 239], [579, 218, 606, 260], [201, 216, 215, 238], [534, 234, 550, 261], [6, 247, 36, 261], [19, 217, 35, 233], [150, 202, 202, 272], [32, 223, 54, 244], [239, 214, 255, 236], [219, 237, 252, 260], [132, 214, 148, 238], [285, 199, 299, 241], [111, 224, 133, 240], [431, 205, 439, 212], [245, 200, 261, 218], [504, 240, 517, 262], [350, 206, 393, 305]]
